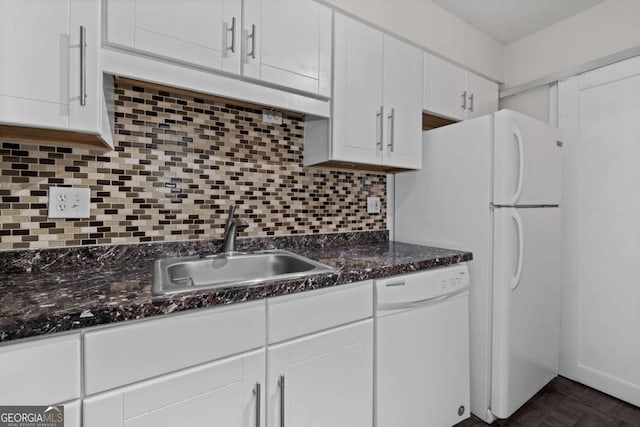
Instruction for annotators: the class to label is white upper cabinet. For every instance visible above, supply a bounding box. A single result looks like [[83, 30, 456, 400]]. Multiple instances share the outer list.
[[465, 70, 499, 119], [105, 0, 242, 74], [424, 54, 466, 121], [104, 0, 331, 97], [332, 14, 384, 165], [243, 0, 332, 97], [312, 13, 422, 170], [423, 51, 498, 121], [0, 0, 104, 139], [382, 35, 423, 169]]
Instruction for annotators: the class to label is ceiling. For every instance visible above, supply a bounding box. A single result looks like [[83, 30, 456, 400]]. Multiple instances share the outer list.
[[431, 0, 606, 44]]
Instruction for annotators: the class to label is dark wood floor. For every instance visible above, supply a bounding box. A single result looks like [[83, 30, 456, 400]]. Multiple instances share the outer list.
[[456, 376, 640, 426]]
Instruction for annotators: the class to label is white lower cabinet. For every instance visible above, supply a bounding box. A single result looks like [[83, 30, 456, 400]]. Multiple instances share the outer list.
[[266, 320, 373, 427], [0, 333, 81, 405], [1, 283, 375, 426], [84, 349, 265, 427], [62, 400, 82, 427]]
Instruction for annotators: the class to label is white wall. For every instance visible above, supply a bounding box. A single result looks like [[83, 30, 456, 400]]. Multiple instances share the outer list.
[[504, 0, 640, 87], [320, 0, 504, 82], [500, 86, 551, 123]]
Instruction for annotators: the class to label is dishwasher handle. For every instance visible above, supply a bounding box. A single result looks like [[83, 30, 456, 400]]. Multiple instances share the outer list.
[[377, 286, 469, 311]]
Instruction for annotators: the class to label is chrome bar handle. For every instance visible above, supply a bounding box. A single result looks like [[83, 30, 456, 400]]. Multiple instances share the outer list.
[[461, 90, 467, 110], [468, 93, 474, 112], [245, 24, 256, 62], [376, 106, 384, 151], [253, 382, 261, 427], [227, 17, 236, 54], [387, 107, 395, 152], [278, 375, 285, 427], [80, 26, 87, 106]]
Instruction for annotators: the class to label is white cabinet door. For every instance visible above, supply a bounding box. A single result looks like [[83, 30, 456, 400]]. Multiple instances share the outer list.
[[105, 0, 241, 74], [0, 0, 100, 133], [465, 71, 499, 119], [84, 350, 265, 427], [266, 320, 373, 427], [423, 53, 498, 121], [332, 14, 383, 165], [382, 35, 422, 169], [243, 0, 331, 96], [426, 55, 465, 121]]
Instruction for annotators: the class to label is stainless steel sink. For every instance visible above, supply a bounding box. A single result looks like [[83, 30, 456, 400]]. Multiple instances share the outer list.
[[152, 250, 336, 295]]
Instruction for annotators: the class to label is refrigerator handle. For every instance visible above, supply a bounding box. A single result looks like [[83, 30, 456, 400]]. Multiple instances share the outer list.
[[511, 124, 525, 205], [510, 209, 524, 291]]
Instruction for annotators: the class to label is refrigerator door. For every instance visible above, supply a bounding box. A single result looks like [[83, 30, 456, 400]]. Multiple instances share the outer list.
[[491, 207, 561, 419], [493, 110, 563, 206]]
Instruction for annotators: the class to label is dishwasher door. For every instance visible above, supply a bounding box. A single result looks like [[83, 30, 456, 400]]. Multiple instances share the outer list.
[[375, 267, 471, 427]]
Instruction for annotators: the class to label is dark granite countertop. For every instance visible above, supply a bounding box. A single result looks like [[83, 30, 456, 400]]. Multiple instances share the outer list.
[[0, 231, 472, 343]]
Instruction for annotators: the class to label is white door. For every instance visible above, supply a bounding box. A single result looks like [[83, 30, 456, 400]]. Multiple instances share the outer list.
[[491, 207, 561, 419], [105, 0, 241, 74], [84, 350, 265, 427], [376, 293, 470, 427], [465, 72, 499, 119], [332, 14, 383, 165], [493, 109, 563, 206], [266, 320, 373, 427], [243, 0, 331, 96], [424, 54, 465, 121], [558, 58, 640, 407], [382, 35, 423, 169], [0, 0, 100, 132]]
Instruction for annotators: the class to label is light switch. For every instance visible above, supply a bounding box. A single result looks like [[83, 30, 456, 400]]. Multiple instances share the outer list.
[[48, 187, 91, 219]]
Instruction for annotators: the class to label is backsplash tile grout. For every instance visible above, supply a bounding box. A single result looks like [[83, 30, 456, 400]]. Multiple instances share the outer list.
[[0, 78, 387, 250]]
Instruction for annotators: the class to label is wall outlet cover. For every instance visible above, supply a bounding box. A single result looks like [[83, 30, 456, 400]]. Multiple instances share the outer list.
[[48, 187, 91, 219], [262, 111, 283, 125], [367, 196, 381, 214]]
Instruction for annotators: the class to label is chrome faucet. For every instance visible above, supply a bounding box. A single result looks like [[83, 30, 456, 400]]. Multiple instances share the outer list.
[[221, 205, 249, 253]]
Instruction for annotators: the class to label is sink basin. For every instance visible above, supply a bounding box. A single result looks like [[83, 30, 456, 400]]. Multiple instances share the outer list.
[[152, 250, 336, 295]]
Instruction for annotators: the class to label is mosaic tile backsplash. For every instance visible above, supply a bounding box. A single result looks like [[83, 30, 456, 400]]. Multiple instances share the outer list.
[[0, 79, 387, 250]]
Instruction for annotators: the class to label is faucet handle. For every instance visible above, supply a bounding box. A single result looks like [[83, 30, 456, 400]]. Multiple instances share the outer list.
[[234, 217, 249, 231]]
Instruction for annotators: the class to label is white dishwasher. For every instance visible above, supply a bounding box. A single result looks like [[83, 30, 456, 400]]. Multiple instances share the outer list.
[[375, 264, 470, 427]]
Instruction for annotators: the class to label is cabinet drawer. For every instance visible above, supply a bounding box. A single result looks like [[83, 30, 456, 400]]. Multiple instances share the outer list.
[[0, 334, 81, 404], [267, 281, 373, 343], [84, 301, 265, 395]]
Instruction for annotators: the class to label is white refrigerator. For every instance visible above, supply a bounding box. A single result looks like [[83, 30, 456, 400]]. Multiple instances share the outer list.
[[395, 110, 562, 423]]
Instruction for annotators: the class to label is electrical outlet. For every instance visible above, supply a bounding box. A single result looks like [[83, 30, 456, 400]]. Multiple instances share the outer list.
[[48, 187, 91, 219], [367, 197, 381, 214], [262, 111, 283, 125]]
